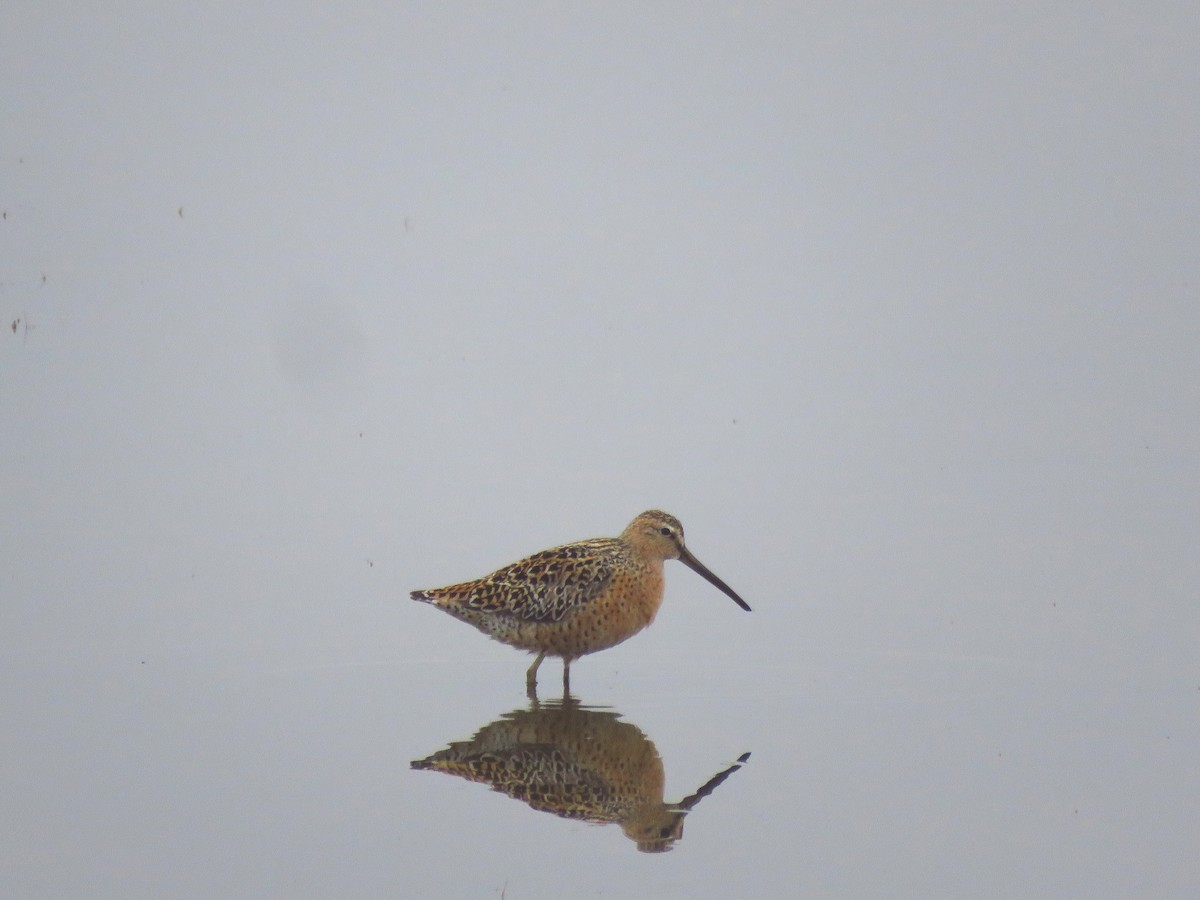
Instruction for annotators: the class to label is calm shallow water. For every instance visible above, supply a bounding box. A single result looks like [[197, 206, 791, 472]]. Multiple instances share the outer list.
[[4, 5, 1198, 896], [5, 489, 1197, 898]]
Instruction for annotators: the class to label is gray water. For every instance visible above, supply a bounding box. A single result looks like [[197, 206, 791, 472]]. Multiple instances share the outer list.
[[3, 5, 1198, 898]]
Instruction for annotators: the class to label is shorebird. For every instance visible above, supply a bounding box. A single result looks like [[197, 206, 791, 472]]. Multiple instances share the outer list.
[[411, 510, 750, 693]]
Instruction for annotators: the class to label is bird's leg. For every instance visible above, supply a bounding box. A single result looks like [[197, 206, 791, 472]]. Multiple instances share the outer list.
[[562, 658, 572, 697], [526, 652, 545, 699]]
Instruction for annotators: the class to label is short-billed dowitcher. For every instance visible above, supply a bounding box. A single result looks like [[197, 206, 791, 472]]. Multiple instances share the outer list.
[[411, 510, 750, 693]]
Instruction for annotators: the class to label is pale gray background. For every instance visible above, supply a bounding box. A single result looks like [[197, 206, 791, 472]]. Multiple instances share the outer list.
[[2, 3, 1197, 898]]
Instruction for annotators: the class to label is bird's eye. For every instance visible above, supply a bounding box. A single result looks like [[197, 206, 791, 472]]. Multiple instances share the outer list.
[[660, 526, 672, 536]]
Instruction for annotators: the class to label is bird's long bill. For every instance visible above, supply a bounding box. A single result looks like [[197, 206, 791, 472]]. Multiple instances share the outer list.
[[678, 546, 751, 611]]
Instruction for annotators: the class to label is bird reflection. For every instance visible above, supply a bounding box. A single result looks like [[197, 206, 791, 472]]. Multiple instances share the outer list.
[[411, 696, 750, 853]]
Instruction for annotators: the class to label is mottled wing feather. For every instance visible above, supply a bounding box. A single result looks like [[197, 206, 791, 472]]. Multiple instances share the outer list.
[[463, 539, 621, 623]]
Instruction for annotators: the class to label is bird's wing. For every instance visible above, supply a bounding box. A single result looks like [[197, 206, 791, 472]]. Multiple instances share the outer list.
[[462, 539, 620, 623]]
